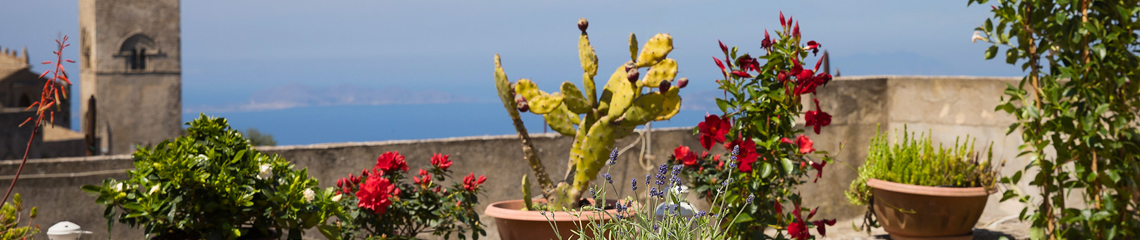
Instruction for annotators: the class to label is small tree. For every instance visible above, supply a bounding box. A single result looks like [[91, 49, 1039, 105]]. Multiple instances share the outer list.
[[245, 128, 277, 146], [972, 0, 1140, 238]]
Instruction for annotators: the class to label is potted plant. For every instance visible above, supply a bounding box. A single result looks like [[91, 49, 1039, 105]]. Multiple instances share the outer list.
[[327, 151, 487, 240], [846, 127, 998, 239], [83, 115, 339, 240], [486, 18, 685, 239], [669, 12, 838, 239]]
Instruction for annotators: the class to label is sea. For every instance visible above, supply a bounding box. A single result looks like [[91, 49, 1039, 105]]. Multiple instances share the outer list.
[[180, 102, 705, 146]]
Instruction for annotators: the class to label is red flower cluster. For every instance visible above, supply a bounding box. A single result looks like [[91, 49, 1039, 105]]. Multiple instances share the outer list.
[[462, 172, 486, 192], [674, 145, 699, 167], [413, 169, 432, 189], [376, 151, 408, 173], [698, 114, 730, 150], [431, 153, 453, 171], [357, 176, 399, 214]]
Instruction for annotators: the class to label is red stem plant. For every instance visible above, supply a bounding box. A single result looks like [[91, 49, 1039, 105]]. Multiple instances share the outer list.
[[1, 36, 73, 205]]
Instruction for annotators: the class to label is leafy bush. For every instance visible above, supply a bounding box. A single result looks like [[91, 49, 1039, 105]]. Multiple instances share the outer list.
[[83, 114, 338, 240], [0, 194, 37, 240], [330, 152, 486, 240], [846, 127, 998, 208], [971, 0, 1140, 237]]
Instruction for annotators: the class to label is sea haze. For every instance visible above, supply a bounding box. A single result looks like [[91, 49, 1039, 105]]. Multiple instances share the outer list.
[[184, 102, 704, 146]]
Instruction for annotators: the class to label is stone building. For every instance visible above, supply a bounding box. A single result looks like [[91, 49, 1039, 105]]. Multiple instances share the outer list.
[[79, 0, 182, 155]]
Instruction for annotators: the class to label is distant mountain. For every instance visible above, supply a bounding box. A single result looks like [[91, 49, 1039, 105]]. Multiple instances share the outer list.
[[185, 83, 480, 113]]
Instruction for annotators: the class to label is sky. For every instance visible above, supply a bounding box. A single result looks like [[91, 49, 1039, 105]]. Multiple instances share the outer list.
[[0, 1, 1024, 144]]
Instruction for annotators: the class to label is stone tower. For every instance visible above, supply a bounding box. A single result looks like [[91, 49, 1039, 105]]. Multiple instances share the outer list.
[[79, 0, 181, 155]]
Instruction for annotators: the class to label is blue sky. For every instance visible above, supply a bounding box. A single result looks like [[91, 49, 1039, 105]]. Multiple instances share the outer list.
[[0, 1, 1024, 144]]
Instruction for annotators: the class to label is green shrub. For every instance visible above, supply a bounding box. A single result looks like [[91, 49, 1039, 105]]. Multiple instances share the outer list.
[[84, 114, 339, 240], [0, 194, 37, 240]]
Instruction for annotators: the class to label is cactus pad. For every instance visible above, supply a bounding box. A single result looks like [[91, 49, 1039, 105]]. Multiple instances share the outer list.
[[528, 92, 564, 114], [560, 81, 591, 114], [622, 92, 665, 126], [579, 34, 599, 78], [656, 86, 682, 121], [634, 33, 674, 67], [514, 79, 543, 101], [545, 104, 578, 136], [642, 58, 678, 88]]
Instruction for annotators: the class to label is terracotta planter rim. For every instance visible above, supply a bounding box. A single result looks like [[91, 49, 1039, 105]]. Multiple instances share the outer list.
[[866, 178, 993, 197], [484, 199, 619, 222]]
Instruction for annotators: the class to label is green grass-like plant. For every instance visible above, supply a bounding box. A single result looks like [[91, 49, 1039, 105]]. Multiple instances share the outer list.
[[846, 126, 998, 207]]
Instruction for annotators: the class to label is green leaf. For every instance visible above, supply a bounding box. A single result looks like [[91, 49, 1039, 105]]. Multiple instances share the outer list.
[[985, 45, 999, 60], [780, 158, 794, 174], [1092, 44, 1107, 60], [1005, 48, 1019, 64]]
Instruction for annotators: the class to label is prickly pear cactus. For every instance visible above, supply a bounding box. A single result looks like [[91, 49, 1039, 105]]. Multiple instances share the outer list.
[[494, 18, 686, 209]]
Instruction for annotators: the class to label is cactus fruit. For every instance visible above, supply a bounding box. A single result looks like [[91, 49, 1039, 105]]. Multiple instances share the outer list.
[[522, 174, 534, 210], [495, 18, 684, 209]]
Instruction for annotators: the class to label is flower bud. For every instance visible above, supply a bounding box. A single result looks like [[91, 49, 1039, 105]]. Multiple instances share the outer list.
[[659, 80, 671, 93], [517, 101, 530, 112], [578, 18, 588, 32], [677, 78, 689, 88], [361, 169, 369, 177]]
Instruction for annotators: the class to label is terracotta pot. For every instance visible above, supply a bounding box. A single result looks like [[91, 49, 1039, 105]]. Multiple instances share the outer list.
[[484, 199, 621, 240], [867, 178, 993, 240]]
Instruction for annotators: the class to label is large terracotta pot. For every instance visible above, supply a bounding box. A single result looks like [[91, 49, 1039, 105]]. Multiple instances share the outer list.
[[484, 199, 620, 240], [867, 178, 993, 240]]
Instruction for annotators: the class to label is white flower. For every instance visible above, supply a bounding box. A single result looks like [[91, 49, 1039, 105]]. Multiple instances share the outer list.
[[194, 154, 208, 164], [303, 189, 315, 202], [112, 183, 123, 192], [257, 164, 273, 180], [972, 31, 988, 43], [331, 194, 343, 202], [149, 184, 161, 194]]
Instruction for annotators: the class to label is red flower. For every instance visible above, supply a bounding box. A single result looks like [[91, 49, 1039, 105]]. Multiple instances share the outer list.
[[356, 176, 399, 214], [788, 221, 809, 240], [811, 160, 827, 183], [715, 155, 723, 169], [796, 135, 815, 154], [462, 172, 487, 192], [779, 11, 786, 27], [812, 219, 837, 237], [713, 56, 727, 79], [790, 58, 803, 76], [804, 99, 832, 134], [725, 138, 758, 172], [761, 30, 773, 50], [774, 201, 783, 215], [737, 55, 760, 73], [431, 153, 453, 171], [375, 151, 409, 173], [804, 40, 821, 56], [698, 114, 730, 150], [674, 145, 698, 167], [777, 71, 789, 83], [793, 21, 800, 38], [815, 72, 832, 86], [731, 70, 752, 78], [718, 40, 728, 54]]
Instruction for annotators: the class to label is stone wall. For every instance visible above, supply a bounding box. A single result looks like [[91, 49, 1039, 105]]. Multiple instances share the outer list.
[[0, 76, 1036, 239]]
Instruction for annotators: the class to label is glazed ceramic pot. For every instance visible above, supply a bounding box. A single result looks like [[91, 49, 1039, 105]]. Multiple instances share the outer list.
[[867, 178, 993, 240], [484, 199, 621, 240]]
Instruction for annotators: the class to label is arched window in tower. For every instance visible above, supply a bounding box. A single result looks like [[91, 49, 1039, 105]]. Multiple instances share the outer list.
[[119, 34, 156, 71], [18, 93, 31, 108]]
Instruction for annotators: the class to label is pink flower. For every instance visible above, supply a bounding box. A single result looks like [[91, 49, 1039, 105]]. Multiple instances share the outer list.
[[431, 153, 453, 171], [375, 151, 408, 173], [698, 114, 730, 150], [356, 176, 399, 214]]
